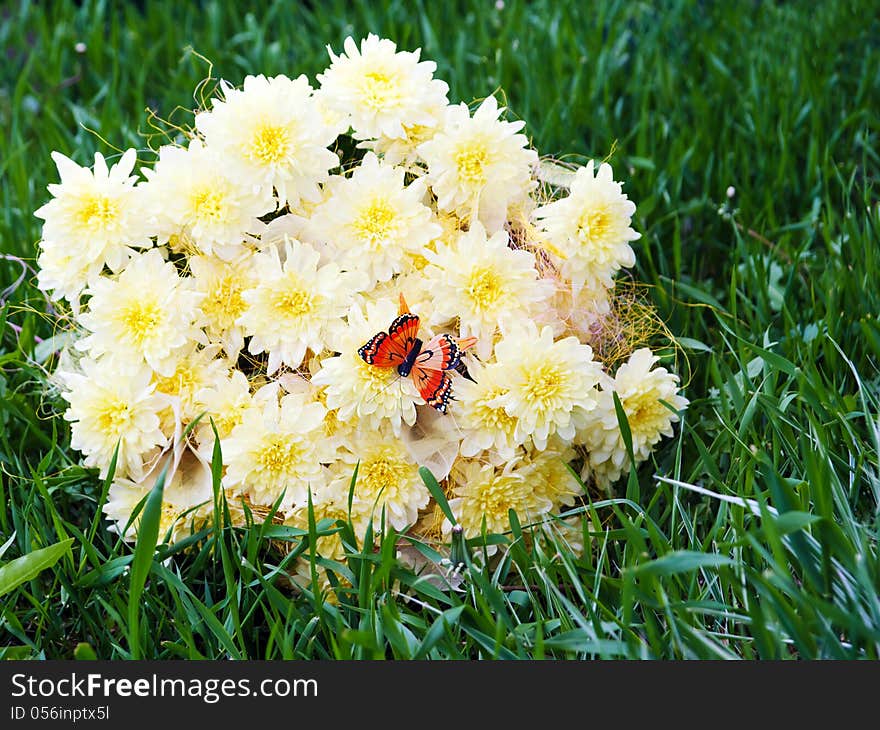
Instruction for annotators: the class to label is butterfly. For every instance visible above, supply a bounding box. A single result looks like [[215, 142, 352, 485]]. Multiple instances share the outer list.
[[358, 294, 477, 413]]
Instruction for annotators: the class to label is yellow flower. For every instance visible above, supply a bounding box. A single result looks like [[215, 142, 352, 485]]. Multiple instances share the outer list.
[[221, 391, 327, 511], [534, 160, 640, 291], [190, 254, 255, 359], [494, 322, 603, 450], [578, 348, 688, 487], [369, 99, 448, 168], [238, 239, 368, 374], [35, 149, 149, 288], [425, 222, 552, 358], [143, 140, 272, 260], [195, 74, 339, 208], [318, 34, 449, 141], [445, 459, 553, 539], [333, 426, 428, 532], [57, 358, 167, 480], [454, 357, 520, 462], [35, 241, 99, 309], [193, 369, 255, 448], [305, 152, 441, 284], [418, 95, 537, 231], [76, 249, 204, 377], [522, 442, 583, 510], [152, 345, 230, 425]]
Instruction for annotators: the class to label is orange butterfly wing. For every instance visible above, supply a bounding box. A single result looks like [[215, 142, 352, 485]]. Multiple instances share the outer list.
[[358, 313, 420, 368], [411, 366, 454, 413]]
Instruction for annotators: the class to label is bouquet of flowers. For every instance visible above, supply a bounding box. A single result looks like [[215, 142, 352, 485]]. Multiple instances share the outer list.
[[35, 35, 688, 587]]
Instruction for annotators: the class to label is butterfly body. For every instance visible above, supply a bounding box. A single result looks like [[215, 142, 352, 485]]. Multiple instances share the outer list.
[[397, 337, 423, 378], [357, 296, 476, 413]]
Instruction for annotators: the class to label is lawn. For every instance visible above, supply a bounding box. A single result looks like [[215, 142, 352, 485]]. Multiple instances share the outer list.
[[1, 0, 879, 659]]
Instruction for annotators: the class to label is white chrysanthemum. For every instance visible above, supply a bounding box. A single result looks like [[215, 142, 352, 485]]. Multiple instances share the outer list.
[[533, 160, 640, 290], [311, 299, 421, 435], [76, 249, 204, 377], [523, 442, 583, 510], [371, 270, 440, 326], [317, 34, 449, 140], [312, 86, 352, 140], [35, 240, 99, 308], [305, 152, 441, 283], [105, 448, 213, 542], [332, 425, 428, 532], [454, 358, 520, 462], [34, 149, 149, 282], [142, 140, 271, 259], [368, 104, 448, 169], [152, 346, 230, 423], [193, 369, 255, 448], [444, 459, 553, 539], [578, 347, 688, 487], [425, 223, 552, 358], [418, 95, 537, 231], [238, 239, 368, 374], [221, 391, 327, 510], [275, 368, 356, 456], [57, 358, 167, 479], [195, 74, 339, 208], [494, 322, 603, 450], [190, 254, 255, 358]]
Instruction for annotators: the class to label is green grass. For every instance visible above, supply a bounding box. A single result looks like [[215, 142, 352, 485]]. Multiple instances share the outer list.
[[2, 0, 879, 659]]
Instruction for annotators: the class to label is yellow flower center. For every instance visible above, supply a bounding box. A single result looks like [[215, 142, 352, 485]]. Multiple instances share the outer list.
[[578, 206, 613, 243], [523, 362, 566, 405], [154, 361, 198, 400], [214, 408, 245, 438], [249, 123, 291, 165], [353, 198, 396, 244], [120, 300, 163, 345], [191, 188, 228, 224], [256, 436, 302, 475], [202, 274, 247, 327], [454, 141, 490, 187], [357, 357, 395, 388], [624, 390, 666, 431], [274, 284, 315, 318], [361, 451, 411, 496], [96, 399, 131, 434], [472, 474, 524, 517], [77, 194, 120, 229], [473, 385, 516, 433], [465, 266, 503, 311], [360, 69, 402, 110]]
